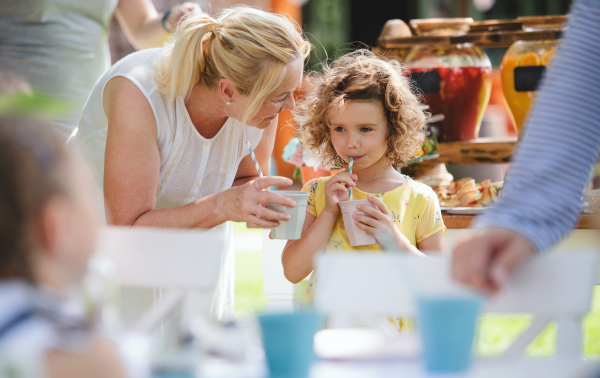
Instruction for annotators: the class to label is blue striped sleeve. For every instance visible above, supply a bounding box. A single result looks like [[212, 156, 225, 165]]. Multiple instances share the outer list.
[[473, 0, 600, 252]]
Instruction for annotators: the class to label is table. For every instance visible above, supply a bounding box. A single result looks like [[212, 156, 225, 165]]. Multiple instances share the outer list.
[[442, 213, 600, 229], [198, 357, 599, 378]]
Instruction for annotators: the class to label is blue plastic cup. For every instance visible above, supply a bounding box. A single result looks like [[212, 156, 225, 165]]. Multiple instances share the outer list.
[[417, 296, 482, 373], [258, 312, 323, 378]]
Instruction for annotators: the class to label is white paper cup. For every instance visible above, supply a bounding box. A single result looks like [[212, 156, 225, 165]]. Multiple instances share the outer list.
[[339, 199, 378, 247], [267, 191, 309, 240]]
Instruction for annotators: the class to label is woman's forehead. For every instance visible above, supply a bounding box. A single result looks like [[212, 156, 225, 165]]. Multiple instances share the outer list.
[[271, 58, 304, 96]]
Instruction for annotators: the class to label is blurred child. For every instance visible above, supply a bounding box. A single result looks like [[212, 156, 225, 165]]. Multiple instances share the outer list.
[[282, 50, 446, 312], [0, 116, 126, 377]]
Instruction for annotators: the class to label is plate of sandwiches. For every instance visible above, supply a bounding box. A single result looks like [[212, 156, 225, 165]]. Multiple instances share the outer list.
[[437, 178, 503, 214]]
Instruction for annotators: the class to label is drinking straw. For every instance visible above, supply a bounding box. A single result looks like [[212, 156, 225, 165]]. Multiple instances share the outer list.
[[348, 157, 354, 200], [246, 141, 263, 177]]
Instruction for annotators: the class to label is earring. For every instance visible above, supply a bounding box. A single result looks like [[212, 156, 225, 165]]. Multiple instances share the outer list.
[[226, 101, 230, 105]]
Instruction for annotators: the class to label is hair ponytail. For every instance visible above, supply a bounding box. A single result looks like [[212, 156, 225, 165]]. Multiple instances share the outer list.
[[154, 6, 311, 126], [155, 14, 220, 100]]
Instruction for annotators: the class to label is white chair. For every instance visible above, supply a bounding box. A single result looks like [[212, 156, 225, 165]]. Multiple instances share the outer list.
[[314, 251, 599, 360], [262, 229, 295, 312], [93, 225, 224, 333]]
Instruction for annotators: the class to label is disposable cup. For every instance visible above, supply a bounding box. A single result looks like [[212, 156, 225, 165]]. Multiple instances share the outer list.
[[339, 199, 378, 247], [267, 191, 309, 240], [418, 296, 482, 373], [258, 312, 324, 378]]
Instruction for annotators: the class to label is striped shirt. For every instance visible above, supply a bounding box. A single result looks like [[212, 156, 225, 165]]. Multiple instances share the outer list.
[[474, 0, 600, 252]]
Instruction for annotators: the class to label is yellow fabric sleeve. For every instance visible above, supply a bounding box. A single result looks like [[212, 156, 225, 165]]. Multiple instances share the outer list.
[[302, 178, 319, 218], [415, 187, 446, 243]]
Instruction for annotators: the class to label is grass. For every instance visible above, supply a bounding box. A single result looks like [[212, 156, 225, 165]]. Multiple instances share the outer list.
[[232, 222, 600, 358], [233, 222, 267, 316]]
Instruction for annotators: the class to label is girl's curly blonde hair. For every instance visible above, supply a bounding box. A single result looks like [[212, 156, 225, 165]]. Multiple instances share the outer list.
[[295, 49, 425, 168]]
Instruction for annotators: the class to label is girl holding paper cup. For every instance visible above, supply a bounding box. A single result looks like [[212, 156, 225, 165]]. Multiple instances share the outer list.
[[282, 50, 446, 315]]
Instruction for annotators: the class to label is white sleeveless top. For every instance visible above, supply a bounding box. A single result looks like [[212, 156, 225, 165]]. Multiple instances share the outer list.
[[76, 48, 263, 320]]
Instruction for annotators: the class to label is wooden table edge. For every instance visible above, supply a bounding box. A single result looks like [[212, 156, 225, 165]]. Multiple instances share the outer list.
[[442, 213, 600, 229]]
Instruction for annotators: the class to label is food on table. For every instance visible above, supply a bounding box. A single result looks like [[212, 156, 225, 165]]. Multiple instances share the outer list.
[[436, 178, 502, 207], [414, 124, 440, 160]]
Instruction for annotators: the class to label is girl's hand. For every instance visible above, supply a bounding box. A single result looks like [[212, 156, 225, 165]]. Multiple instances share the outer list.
[[323, 172, 357, 215], [353, 195, 412, 251]]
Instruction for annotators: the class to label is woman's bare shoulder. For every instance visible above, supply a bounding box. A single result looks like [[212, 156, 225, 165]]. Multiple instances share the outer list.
[[102, 75, 157, 139], [103, 76, 153, 114], [46, 334, 127, 378]]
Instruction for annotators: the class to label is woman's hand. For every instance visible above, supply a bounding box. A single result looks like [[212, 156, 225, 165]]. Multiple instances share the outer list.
[[353, 195, 416, 252], [323, 172, 357, 215], [220, 176, 297, 227]]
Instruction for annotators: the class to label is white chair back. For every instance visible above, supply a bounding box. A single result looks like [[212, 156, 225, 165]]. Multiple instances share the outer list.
[[96, 225, 223, 289], [262, 229, 294, 312], [314, 251, 598, 359], [94, 225, 225, 332]]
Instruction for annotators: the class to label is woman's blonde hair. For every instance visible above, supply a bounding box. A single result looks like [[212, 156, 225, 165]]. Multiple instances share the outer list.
[[295, 50, 425, 168], [154, 6, 311, 126]]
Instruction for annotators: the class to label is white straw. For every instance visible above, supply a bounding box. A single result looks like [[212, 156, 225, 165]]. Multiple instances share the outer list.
[[246, 141, 263, 177], [348, 157, 354, 200]]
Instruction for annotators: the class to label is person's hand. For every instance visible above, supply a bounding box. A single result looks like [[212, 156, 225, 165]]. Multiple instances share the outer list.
[[221, 176, 296, 228], [323, 171, 357, 215], [452, 229, 535, 294], [246, 202, 268, 229], [353, 194, 411, 250], [167, 2, 202, 32]]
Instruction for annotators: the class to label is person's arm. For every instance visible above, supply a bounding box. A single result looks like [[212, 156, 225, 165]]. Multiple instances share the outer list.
[[417, 230, 445, 252], [115, 0, 200, 50], [282, 173, 357, 284], [473, 0, 600, 251], [453, 0, 600, 292], [46, 335, 126, 378], [282, 211, 338, 284], [103, 77, 294, 228]]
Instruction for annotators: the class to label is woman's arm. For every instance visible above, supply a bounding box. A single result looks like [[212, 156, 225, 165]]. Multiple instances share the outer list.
[[103, 77, 294, 228], [115, 0, 200, 50]]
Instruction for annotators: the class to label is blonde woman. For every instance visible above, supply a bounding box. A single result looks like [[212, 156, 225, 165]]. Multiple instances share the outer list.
[[76, 7, 311, 320]]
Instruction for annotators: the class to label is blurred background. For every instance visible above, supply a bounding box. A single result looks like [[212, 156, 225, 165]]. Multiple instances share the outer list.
[[110, 0, 574, 66]]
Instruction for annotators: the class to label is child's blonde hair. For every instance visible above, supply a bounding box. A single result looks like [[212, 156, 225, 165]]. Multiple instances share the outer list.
[[154, 6, 311, 127], [295, 49, 425, 168]]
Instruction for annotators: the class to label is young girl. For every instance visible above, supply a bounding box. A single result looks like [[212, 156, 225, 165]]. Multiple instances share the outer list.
[[282, 50, 446, 309], [0, 117, 126, 377]]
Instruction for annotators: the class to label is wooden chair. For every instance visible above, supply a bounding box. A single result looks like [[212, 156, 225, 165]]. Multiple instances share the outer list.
[[93, 225, 225, 333], [314, 251, 598, 359]]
